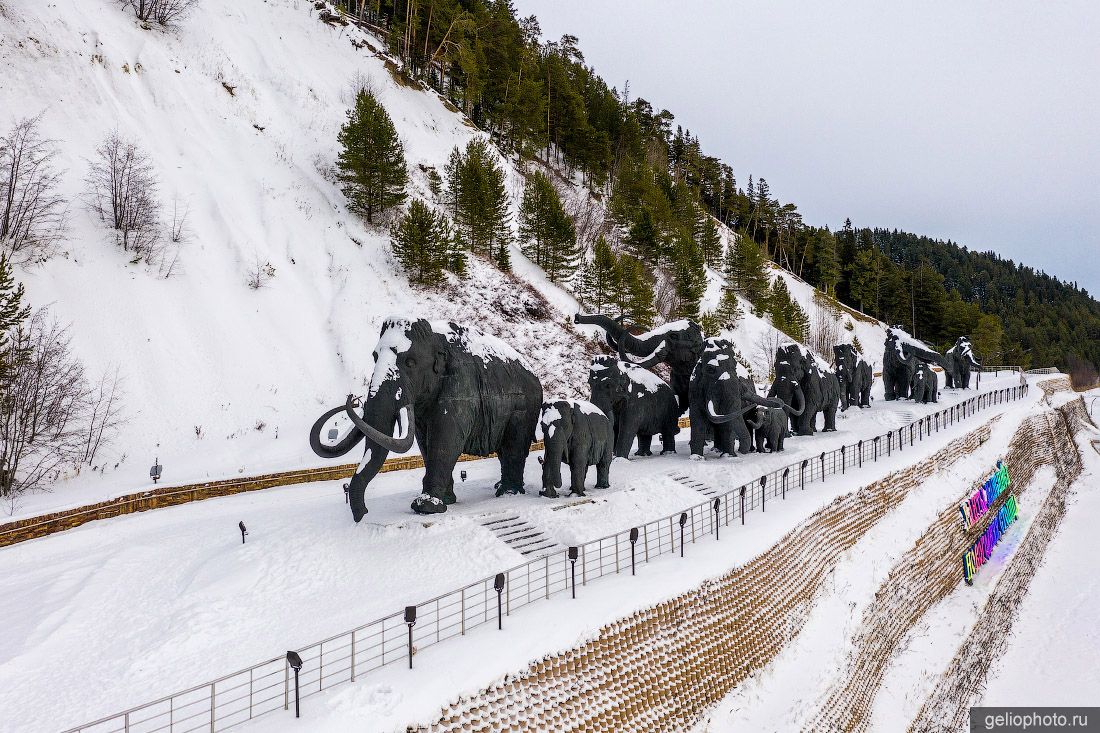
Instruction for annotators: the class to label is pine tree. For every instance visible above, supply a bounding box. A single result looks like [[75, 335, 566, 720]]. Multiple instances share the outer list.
[[390, 200, 452, 286], [615, 254, 655, 328], [768, 277, 808, 341], [626, 208, 662, 265], [519, 170, 580, 282], [578, 236, 619, 312], [725, 230, 770, 311], [0, 254, 30, 382], [451, 139, 513, 270], [670, 234, 706, 321], [701, 286, 742, 336], [698, 214, 722, 269], [336, 88, 408, 224], [812, 229, 841, 296]]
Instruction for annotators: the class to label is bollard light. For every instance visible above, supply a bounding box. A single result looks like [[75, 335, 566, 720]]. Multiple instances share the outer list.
[[629, 527, 639, 575], [678, 512, 688, 557], [820, 452, 825, 481], [149, 458, 162, 484], [494, 573, 506, 630], [404, 606, 417, 669], [286, 651, 303, 718], [841, 445, 846, 474], [801, 460, 807, 490], [343, 482, 349, 504], [760, 476, 766, 513], [460, 470, 467, 482], [858, 440, 863, 468], [740, 486, 746, 525], [239, 521, 248, 544], [782, 468, 789, 500], [568, 546, 579, 598]]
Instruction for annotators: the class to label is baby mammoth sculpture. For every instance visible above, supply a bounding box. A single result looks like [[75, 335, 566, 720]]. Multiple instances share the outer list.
[[688, 338, 786, 459], [309, 318, 542, 520], [746, 405, 795, 453], [944, 336, 981, 389], [882, 327, 944, 401], [833, 343, 873, 409], [588, 356, 680, 459], [574, 313, 704, 413], [538, 399, 613, 498], [910, 361, 939, 404]]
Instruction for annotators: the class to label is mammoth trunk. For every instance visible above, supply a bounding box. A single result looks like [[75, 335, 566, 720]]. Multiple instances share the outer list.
[[575, 313, 663, 366], [345, 381, 415, 523]]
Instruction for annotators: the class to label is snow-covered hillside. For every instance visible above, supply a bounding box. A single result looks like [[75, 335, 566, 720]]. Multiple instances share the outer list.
[[0, 0, 890, 520]]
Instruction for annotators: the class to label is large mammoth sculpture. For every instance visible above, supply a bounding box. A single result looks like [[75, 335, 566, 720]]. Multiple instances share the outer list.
[[882, 327, 944, 401], [910, 362, 939, 403], [538, 399, 613, 498], [574, 313, 704, 413], [309, 318, 542, 520], [588, 356, 680, 458], [770, 344, 840, 435], [833, 344, 873, 409], [688, 338, 786, 459], [944, 336, 981, 389]]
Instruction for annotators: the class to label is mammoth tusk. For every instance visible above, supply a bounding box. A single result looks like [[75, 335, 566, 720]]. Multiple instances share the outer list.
[[344, 395, 416, 454], [309, 404, 365, 458], [707, 399, 740, 424]]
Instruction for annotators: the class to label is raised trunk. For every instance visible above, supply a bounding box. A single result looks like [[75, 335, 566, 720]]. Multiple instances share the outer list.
[[574, 313, 662, 364]]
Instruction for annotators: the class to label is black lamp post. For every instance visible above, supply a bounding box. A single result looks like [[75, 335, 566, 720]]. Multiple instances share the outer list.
[[629, 528, 639, 575], [678, 512, 687, 557], [740, 485, 746, 525], [760, 476, 766, 513], [820, 452, 825, 481], [841, 445, 846, 474], [568, 546, 579, 598], [782, 468, 789, 500], [801, 460, 807, 490], [286, 651, 303, 718], [404, 606, 416, 669], [149, 458, 162, 485], [712, 498, 721, 540], [494, 573, 506, 630], [858, 440, 863, 468], [343, 482, 349, 503], [239, 521, 248, 544]]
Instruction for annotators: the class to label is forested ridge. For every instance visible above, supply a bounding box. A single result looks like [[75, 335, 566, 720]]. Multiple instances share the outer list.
[[333, 0, 1099, 371]]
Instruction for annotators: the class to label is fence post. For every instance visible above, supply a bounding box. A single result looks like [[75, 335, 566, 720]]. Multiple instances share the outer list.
[[801, 460, 807, 489], [351, 630, 356, 681], [858, 440, 863, 468], [875, 436, 880, 461], [284, 659, 289, 710], [820, 452, 825, 481], [841, 445, 846, 474], [740, 486, 746, 524], [760, 476, 766, 512], [544, 555, 549, 599], [210, 682, 215, 733], [783, 468, 789, 499], [615, 534, 620, 574]]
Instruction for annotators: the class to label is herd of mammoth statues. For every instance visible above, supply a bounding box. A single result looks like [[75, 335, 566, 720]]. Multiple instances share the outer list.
[[310, 314, 982, 520]]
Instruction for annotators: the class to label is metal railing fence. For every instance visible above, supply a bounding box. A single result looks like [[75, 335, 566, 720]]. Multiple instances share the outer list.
[[62, 380, 1030, 733]]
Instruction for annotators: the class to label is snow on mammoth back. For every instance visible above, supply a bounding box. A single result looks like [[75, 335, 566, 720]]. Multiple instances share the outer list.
[[621, 361, 669, 393], [366, 318, 531, 397]]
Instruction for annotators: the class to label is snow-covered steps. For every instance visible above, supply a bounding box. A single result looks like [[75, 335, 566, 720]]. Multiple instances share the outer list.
[[481, 514, 560, 557], [669, 472, 720, 497]]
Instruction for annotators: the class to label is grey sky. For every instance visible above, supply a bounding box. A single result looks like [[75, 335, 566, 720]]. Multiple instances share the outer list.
[[515, 0, 1100, 297]]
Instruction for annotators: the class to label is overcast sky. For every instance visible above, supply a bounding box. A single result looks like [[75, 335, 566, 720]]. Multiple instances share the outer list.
[[515, 0, 1100, 297]]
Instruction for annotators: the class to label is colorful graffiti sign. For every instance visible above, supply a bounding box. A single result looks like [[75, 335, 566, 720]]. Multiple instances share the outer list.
[[959, 460, 1011, 530], [962, 494, 1019, 585]]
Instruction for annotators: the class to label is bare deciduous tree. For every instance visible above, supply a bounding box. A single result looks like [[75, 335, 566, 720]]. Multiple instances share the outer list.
[[808, 309, 841, 364], [121, 0, 198, 27], [81, 367, 124, 465], [753, 329, 786, 383], [246, 256, 276, 290], [0, 312, 91, 500], [86, 131, 164, 262], [0, 114, 67, 263]]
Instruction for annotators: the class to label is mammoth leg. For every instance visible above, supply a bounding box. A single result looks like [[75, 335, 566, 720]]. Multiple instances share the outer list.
[[660, 422, 677, 454], [688, 405, 708, 457], [616, 415, 640, 458], [415, 439, 466, 514], [497, 414, 530, 495], [822, 407, 838, 432], [568, 445, 589, 496], [635, 433, 653, 457], [883, 371, 896, 401], [595, 446, 612, 489]]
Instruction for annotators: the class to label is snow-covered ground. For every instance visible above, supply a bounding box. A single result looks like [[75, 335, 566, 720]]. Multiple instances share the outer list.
[[0, 375, 1028, 733]]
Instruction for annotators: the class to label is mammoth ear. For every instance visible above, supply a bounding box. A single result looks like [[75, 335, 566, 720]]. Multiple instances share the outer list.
[[433, 348, 447, 374]]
